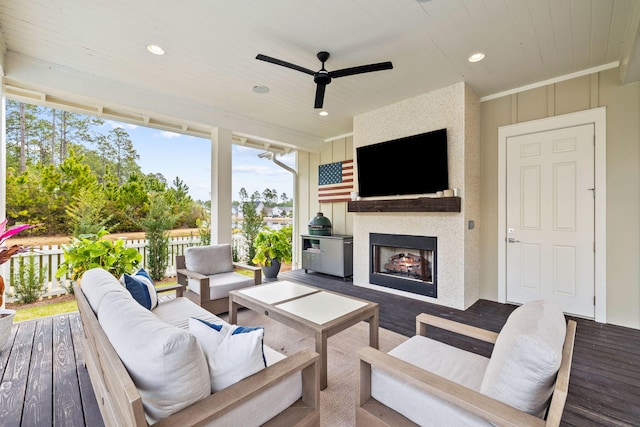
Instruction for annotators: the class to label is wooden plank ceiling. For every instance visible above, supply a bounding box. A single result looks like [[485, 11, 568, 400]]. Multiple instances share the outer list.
[[0, 0, 638, 147]]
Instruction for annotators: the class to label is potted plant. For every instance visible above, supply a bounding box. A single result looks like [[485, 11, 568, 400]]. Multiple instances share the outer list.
[[252, 225, 292, 279], [55, 228, 142, 288], [0, 219, 35, 349]]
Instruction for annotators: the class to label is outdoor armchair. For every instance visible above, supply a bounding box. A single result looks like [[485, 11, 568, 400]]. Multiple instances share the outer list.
[[357, 300, 576, 426], [176, 244, 262, 314]]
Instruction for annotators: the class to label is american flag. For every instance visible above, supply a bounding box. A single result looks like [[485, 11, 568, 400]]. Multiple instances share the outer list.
[[318, 159, 354, 203]]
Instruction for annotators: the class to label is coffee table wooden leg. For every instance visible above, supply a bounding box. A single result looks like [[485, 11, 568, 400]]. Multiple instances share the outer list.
[[369, 309, 380, 349], [229, 300, 239, 324], [315, 331, 328, 390]]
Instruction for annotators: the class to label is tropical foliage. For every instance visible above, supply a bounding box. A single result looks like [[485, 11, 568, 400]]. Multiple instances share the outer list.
[[252, 225, 292, 267], [0, 219, 36, 307], [55, 229, 142, 284]]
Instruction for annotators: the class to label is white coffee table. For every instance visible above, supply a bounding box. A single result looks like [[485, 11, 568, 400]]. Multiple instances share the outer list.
[[229, 281, 379, 390]]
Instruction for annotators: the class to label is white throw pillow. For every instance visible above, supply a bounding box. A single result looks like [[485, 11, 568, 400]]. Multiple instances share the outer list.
[[184, 244, 234, 275], [480, 300, 566, 417], [189, 317, 267, 392], [120, 268, 158, 310]]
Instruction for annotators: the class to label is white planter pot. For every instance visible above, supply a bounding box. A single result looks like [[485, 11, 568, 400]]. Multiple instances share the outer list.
[[0, 309, 16, 351]]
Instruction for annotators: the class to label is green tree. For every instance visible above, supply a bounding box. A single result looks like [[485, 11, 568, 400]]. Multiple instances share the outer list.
[[97, 127, 140, 183], [262, 188, 278, 208], [239, 188, 263, 265], [5, 101, 49, 170], [140, 193, 181, 281], [66, 186, 114, 237]]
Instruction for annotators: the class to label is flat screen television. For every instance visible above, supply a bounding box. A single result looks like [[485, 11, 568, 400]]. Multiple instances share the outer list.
[[356, 128, 449, 198]]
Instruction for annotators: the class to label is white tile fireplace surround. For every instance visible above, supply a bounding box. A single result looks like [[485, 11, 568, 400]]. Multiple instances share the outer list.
[[351, 82, 481, 310], [353, 213, 476, 310]]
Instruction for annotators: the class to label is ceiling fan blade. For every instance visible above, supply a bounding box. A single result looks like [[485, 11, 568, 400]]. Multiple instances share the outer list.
[[256, 54, 316, 76], [314, 84, 326, 109], [329, 61, 393, 79]]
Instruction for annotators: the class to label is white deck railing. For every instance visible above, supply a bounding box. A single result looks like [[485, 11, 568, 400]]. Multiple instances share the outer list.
[[4, 233, 249, 302]]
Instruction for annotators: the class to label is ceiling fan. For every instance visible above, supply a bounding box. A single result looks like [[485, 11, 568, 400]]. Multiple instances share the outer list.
[[256, 51, 393, 109]]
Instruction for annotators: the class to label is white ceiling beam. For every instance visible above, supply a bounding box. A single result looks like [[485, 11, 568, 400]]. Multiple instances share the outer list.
[[3, 52, 324, 152]]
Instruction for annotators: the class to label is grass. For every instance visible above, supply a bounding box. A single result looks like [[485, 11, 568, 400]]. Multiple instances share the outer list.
[[11, 280, 180, 323], [14, 299, 79, 322]]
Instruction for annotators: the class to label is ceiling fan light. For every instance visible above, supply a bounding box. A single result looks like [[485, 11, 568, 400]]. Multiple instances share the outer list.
[[468, 52, 485, 62], [147, 44, 165, 55]]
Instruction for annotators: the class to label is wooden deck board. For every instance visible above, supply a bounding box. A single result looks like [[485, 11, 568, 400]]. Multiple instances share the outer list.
[[1, 269, 639, 426], [1, 320, 36, 426], [52, 314, 85, 426], [22, 318, 53, 426]]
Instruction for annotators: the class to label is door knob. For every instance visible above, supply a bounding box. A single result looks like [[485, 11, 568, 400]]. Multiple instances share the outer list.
[[507, 237, 520, 243]]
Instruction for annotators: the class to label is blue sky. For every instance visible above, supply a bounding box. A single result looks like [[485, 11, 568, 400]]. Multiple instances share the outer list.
[[101, 120, 295, 202]]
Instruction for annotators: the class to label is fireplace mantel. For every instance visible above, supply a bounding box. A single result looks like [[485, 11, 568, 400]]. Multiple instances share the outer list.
[[348, 197, 461, 213]]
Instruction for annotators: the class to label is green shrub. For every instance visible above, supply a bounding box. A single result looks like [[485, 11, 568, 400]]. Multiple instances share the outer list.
[[55, 228, 142, 285], [197, 219, 211, 246], [139, 193, 181, 281], [12, 253, 46, 304]]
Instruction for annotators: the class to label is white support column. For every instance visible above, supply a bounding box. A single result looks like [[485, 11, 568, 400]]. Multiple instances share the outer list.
[[210, 127, 233, 245], [1, 69, 7, 307]]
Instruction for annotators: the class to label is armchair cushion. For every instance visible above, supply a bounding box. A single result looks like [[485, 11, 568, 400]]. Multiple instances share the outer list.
[[187, 272, 256, 300], [372, 335, 491, 426], [189, 318, 267, 393], [184, 244, 234, 275], [120, 268, 158, 310], [480, 300, 566, 416]]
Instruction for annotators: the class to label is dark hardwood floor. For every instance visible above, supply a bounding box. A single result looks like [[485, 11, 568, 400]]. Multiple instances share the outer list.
[[280, 269, 640, 427]]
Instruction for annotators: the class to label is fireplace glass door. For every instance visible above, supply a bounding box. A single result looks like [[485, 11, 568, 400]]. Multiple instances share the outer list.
[[369, 233, 437, 297]]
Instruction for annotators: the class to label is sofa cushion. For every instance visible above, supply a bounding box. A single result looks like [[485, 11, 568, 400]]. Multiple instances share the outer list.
[[187, 272, 255, 300], [120, 268, 158, 310], [212, 346, 303, 426], [184, 244, 234, 275], [481, 300, 566, 417], [372, 335, 492, 426], [98, 290, 210, 424], [153, 296, 223, 329], [189, 317, 267, 392], [80, 268, 130, 314]]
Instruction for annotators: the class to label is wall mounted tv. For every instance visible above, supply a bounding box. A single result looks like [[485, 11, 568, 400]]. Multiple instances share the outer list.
[[356, 128, 449, 198]]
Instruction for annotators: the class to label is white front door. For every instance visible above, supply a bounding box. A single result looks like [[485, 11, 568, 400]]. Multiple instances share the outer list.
[[506, 124, 595, 317]]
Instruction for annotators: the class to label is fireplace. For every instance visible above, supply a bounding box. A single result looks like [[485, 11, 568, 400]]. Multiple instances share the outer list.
[[369, 233, 437, 297]]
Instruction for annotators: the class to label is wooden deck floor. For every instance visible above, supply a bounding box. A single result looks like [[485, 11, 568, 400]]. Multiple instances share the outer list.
[[0, 313, 103, 427], [1, 270, 639, 426]]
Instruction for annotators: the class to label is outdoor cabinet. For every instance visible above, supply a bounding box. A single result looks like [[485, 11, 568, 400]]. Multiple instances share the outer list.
[[301, 234, 353, 280]]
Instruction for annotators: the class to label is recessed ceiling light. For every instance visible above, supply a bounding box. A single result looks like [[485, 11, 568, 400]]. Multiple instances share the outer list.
[[468, 52, 485, 62], [147, 44, 165, 55], [252, 85, 270, 94], [319, 111, 328, 116]]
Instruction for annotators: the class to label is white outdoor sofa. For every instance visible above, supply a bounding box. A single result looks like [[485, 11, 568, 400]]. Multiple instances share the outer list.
[[76, 268, 320, 426]]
